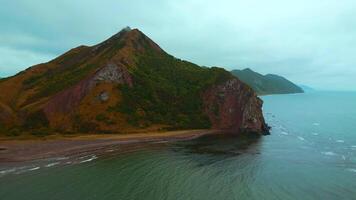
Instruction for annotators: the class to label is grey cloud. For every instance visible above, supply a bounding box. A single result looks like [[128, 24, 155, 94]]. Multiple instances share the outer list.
[[0, 0, 356, 90]]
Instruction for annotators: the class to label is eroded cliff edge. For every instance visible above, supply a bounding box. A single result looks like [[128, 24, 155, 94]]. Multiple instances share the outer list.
[[203, 79, 269, 134]]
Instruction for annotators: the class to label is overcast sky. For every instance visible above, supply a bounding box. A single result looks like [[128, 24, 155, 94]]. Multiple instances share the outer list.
[[1, 0, 356, 90]]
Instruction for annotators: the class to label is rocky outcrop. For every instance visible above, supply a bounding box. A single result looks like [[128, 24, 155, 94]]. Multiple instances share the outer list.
[[43, 62, 132, 124], [43, 76, 94, 121], [203, 79, 269, 134], [94, 63, 132, 86]]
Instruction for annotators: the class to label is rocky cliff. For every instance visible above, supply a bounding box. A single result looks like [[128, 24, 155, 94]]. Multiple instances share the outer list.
[[203, 79, 269, 134], [0, 27, 269, 135]]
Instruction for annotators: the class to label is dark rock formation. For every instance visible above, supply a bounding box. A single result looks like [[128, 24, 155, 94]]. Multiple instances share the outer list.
[[203, 79, 269, 134]]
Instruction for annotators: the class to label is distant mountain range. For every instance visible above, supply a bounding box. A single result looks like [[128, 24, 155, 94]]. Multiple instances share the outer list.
[[0, 27, 269, 136], [231, 68, 304, 95], [299, 85, 315, 92]]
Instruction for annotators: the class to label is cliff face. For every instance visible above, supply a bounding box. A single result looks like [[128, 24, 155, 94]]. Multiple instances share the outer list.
[[0, 28, 269, 135], [203, 79, 269, 134]]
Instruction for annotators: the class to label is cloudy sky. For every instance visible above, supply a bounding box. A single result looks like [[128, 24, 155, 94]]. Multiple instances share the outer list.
[[1, 0, 356, 90]]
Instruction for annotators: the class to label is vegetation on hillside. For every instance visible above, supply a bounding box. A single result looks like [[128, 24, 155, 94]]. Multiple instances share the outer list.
[[231, 68, 303, 95], [0, 28, 256, 136], [111, 50, 233, 129]]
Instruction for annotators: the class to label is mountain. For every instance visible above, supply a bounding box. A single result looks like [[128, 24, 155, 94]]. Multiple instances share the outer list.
[[231, 68, 304, 95], [0, 27, 269, 136], [299, 85, 315, 92]]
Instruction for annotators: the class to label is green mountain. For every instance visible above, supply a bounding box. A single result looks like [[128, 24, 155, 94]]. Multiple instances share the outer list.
[[231, 68, 304, 95], [299, 85, 315, 92], [0, 28, 269, 136]]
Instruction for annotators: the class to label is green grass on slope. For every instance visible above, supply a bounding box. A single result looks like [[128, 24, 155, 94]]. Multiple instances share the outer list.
[[111, 52, 233, 129]]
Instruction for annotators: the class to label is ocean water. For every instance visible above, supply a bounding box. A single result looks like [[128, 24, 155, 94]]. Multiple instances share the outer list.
[[1, 91, 356, 200]]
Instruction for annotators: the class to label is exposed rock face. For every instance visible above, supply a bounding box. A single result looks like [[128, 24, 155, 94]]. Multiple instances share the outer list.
[[43, 76, 94, 121], [94, 63, 132, 86], [43, 62, 132, 126], [98, 91, 109, 102], [203, 79, 269, 134]]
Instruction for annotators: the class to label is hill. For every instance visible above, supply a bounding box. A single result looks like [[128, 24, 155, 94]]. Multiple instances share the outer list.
[[299, 85, 315, 92], [0, 28, 269, 136], [231, 68, 304, 95]]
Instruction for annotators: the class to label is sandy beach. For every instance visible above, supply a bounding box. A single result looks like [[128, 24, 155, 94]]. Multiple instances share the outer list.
[[0, 129, 221, 163]]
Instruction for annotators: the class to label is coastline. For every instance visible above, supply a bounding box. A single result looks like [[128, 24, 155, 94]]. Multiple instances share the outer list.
[[0, 129, 221, 163]]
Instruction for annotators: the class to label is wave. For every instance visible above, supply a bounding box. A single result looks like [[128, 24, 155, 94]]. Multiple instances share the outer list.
[[45, 162, 60, 167], [321, 151, 337, 156], [28, 167, 40, 171], [346, 168, 356, 173], [79, 155, 98, 163], [0, 168, 17, 175], [280, 131, 289, 135]]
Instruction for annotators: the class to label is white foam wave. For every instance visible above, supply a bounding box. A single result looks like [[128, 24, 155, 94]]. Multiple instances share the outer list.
[[336, 140, 345, 143], [321, 151, 337, 156], [79, 155, 97, 163], [45, 162, 60, 167], [28, 167, 40, 171], [313, 123, 320, 126], [280, 131, 289, 135], [311, 132, 319, 136], [0, 168, 17, 174], [346, 168, 356, 173], [297, 136, 305, 141]]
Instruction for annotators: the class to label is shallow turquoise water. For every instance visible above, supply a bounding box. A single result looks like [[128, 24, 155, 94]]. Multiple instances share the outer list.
[[1, 92, 356, 200]]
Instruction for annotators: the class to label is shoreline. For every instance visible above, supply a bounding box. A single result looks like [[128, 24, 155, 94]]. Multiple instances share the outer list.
[[0, 129, 222, 163]]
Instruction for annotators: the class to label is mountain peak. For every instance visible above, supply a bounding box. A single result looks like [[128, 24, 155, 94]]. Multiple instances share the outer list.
[[110, 26, 132, 39], [242, 68, 253, 72], [93, 27, 163, 54], [122, 26, 132, 32]]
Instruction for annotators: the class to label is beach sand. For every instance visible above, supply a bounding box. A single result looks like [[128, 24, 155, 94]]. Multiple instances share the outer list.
[[0, 129, 221, 163]]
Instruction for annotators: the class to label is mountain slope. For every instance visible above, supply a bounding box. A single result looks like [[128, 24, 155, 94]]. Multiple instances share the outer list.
[[0, 28, 269, 136], [299, 85, 315, 92], [231, 68, 304, 95]]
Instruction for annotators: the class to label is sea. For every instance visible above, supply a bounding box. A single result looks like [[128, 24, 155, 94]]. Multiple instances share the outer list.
[[1, 91, 356, 200]]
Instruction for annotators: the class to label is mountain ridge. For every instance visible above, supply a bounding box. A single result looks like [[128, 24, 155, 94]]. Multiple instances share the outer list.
[[0, 28, 269, 136], [231, 68, 304, 95]]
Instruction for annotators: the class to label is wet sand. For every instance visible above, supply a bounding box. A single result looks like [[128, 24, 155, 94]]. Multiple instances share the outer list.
[[0, 129, 221, 163]]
